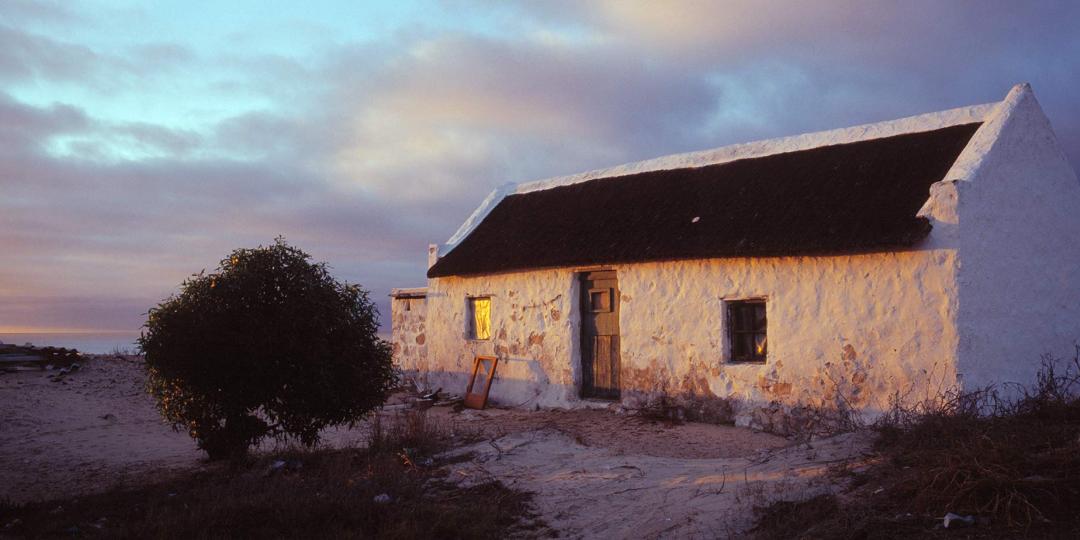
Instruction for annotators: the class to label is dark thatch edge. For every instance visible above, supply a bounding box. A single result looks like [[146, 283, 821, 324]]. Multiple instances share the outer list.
[[429, 220, 933, 279], [430, 123, 979, 278]]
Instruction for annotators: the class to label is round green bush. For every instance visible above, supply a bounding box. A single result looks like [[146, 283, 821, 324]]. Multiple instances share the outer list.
[[139, 238, 395, 460]]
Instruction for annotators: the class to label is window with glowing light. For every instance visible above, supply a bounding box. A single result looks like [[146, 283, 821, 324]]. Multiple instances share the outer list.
[[468, 297, 491, 340], [728, 299, 767, 363]]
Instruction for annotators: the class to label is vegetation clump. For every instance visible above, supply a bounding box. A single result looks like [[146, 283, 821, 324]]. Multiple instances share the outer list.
[[139, 238, 395, 460], [751, 352, 1080, 539], [0, 343, 82, 368]]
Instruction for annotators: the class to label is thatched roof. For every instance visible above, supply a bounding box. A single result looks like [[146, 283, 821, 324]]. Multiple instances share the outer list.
[[428, 123, 981, 278]]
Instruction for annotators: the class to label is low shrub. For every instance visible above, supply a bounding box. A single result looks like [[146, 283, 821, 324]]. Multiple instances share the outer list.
[[140, 238, 396, 460], [872, 354, 1080, 529], [751, 350, 1080, 539]]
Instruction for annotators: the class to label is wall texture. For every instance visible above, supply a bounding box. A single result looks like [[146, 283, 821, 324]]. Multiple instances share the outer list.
[[953, 85, 1080, 391], [390, 294, 427, 374], [398, 248, 962, 433], [615, 251, 960, 430], [405, 268, 584, 408]]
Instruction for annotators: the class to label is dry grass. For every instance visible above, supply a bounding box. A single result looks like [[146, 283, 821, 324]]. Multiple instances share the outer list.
[[0, 409, 541, 539], [367, 408, 450, 457], [751, 352, 1080, 539]]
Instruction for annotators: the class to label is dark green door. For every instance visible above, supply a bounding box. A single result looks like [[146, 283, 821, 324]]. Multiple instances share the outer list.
[[581, 271, 620, 399]]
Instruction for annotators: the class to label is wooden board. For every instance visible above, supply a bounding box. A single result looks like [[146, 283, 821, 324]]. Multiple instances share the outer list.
[[464, 355, 498, 409]]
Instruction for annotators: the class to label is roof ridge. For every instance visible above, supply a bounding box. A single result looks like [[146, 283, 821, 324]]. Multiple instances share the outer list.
[[516, 102, 995, 195], [429, 121, 983, 278], [444, 99, 1000, 250]]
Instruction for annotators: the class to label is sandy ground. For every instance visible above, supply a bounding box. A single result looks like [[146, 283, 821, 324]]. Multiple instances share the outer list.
[[446, 427, 869, 538], [0, 356, 373, 503], [0, 356, 869, 537], [0, 356, 203, 502]]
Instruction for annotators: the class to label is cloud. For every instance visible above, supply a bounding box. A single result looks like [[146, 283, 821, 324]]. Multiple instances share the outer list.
[[0, 24, 108, 85], [513, 1, 1080, 162], [0, 92, 90, 152], [299, 32, 726, 209], [0, 295, 150, 333], [0, 93, 451, 331], [0, 0, 82, 26], [2, 2, 1080, 334]]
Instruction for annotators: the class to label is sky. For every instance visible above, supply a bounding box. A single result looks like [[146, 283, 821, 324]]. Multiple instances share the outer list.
[[2, 1, 1080, 334]]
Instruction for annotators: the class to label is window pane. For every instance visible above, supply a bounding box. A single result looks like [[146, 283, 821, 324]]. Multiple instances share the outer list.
[[742, 334, 756, 359], [754, 304, 766, 331], [472, 297, 491, 340], [732, 330, 745, 357], [590, 289, 610, 312], [731, 304, 746, 331]]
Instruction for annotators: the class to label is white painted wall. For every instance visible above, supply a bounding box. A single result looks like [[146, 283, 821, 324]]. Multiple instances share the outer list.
[[953, 85, 1080, 391], [403, 268, 583, 409], [398, 248, 962, 429], [615, 251, 960, 425]]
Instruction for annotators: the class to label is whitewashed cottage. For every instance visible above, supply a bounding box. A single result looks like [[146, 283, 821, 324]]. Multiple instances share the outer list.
[[390, 84, 1080, 432]]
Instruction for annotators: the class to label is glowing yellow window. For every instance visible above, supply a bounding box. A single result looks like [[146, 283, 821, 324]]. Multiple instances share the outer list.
[[469, 297, 491, 340]]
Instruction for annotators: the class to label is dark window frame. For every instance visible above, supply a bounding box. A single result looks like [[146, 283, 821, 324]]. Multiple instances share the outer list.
[[728, 299, 767, 363]]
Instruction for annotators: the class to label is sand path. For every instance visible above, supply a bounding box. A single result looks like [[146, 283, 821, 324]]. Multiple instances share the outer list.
[[0, 356, 867, 538], [446, 427, 869, 538]]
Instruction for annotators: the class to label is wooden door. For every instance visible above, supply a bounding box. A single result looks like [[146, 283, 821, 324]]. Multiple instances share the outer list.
[[580, 271, 620, 399]]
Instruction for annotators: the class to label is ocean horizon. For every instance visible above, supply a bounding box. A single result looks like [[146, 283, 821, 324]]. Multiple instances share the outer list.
[[0, 331, 394, 355]]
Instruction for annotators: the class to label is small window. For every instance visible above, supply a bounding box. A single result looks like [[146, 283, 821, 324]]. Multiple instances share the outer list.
[[468, 297, 491, 340], [589, 288, 612, 312], [728, 299, 766, 363]]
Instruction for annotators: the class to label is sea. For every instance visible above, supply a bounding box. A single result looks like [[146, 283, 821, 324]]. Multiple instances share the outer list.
[[0, 332, 142, 354], [0, 331, 393, 355]]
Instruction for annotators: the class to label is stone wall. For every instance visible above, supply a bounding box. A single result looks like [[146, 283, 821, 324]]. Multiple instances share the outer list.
[[390, 291, 427, 378], [396, 247, 962, 432], [401, 268, 583, 408]]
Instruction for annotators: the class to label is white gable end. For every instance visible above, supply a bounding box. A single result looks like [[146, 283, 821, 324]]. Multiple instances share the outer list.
[[954, 84, 1080, 390]]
